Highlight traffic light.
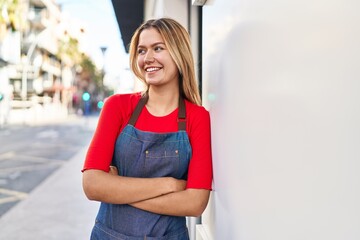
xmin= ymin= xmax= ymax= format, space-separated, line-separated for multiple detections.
xmin=82 ymin=92 xmax=90 ymax=102
xmin=0 ymin=93 xmax=4 ymax=102
xmin=97 ymin=100 xmax=104 ymax=109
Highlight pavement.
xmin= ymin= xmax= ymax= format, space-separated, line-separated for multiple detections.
xmin=5 ymin=102 xmax=70 ymax=126
xmin=0 ymin=108 xmax=101 ymax=239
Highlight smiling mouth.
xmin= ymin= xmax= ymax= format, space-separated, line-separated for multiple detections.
xmin=145 ymin=67 xmax=161 ymax=72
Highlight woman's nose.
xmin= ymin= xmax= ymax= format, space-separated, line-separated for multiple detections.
xmin=144 ymin=52 xmax=155 ymax=63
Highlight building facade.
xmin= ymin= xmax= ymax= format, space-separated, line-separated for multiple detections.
xmin=0 ymin=0 xmax=92 ymax=122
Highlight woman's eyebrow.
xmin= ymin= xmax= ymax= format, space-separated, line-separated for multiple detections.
xmin=138 ymin=42 xmax=165 ymax=48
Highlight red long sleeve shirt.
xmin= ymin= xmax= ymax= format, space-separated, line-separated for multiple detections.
xmin=83 ymin=93 xmax=213 ymax=190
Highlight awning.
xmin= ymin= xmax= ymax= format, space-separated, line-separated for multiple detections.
xmin=111 ymin=0 xmax=144 ymax=53
xmin=0 ymin=58 xmax=7 ymax=67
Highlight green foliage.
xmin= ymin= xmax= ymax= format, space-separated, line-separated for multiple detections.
xmin=80 ymin=55 xmax=103 ymax=90
xmin=57 ymin=33 xmax=104 ymax=93
xmin=57 ymin=36 xmax=83 ymax=65
xmin=0 ymin=0 xmax=23 ymax=31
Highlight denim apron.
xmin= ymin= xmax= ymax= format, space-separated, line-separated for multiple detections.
xmin=90 ymin=95 xmax=191 ymax=240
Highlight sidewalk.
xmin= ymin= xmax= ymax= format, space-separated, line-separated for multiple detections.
xmin=6 ymin=102 xmax=69 ymax=126
xmin=0 ymin=116 xmax=100 ymax=240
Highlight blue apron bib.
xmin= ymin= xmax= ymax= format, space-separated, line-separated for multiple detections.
xmin=90 ymin=95 xmax=191 ymax=240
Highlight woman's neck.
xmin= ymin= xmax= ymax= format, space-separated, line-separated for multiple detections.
xmin=146 ymin=87 xmax=180 ymax=117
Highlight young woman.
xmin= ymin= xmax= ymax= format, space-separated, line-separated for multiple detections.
xmin=82 ymin=18 xmax=213 ymax=240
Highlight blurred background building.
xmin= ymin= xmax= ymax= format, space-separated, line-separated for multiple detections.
xmin=0 ymin=0 xmax=109 ymax=125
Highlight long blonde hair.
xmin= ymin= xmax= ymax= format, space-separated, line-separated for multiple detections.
xmin=129 ymin=18 xmax=201 ymax=105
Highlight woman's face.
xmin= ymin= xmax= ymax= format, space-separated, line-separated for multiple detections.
xmin=137 ymin=28 xmax=179 ymax=88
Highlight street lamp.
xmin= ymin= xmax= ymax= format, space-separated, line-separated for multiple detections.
xmin=21 ymin=28 xmax=49 ymax=101
xmin=100 ymin=46 xmax=107 ymax=57
xmin=100 ymin=46 xmax=107 ymax=86
xmin=100 ymin=46 xmax=107 ymax=73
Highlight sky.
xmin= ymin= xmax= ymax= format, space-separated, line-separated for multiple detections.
xmin=55 ymin=0 xmax=129 ymax=77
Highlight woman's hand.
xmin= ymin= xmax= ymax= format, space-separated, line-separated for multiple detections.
xmin=109 ymin=166 xmax=118 ymax=175
xmin=170 ymin=178 xmax=187 ymax=193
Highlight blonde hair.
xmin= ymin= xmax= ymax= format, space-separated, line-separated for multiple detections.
xmin=129 ymin=18 xmax=201 ymax=105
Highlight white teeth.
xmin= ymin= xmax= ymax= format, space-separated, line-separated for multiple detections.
xmin=146 ymin=67 xmax=160 ymax=72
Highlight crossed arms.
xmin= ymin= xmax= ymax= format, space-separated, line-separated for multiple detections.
xmin=82 ymin=169 xmax=210 ymax=217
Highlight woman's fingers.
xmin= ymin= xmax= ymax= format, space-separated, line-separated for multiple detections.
xmin=109 ymin=166 xmax=118 ymax=175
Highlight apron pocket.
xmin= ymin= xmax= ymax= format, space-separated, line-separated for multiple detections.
xmin=144 ymin=147 xmax=180 ymax=178
xmin=91 ymin=220 xmax=189 ymax=240
xmin=91 ymin=220 xmax=138 ymax=240
xmin=162 ymin=226 xmax=189 ymax=240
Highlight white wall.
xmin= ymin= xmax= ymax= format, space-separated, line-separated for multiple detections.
xmin=202 ymin=0 xmax=360 ymax=239
xmin=144 ymin=0 xmax=188 ymax=27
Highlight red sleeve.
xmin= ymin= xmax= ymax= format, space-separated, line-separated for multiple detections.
xmin=186 ymin=103 xmax=213 ymax=190
xmin=82 ymin=93 xmax=140 ymax=172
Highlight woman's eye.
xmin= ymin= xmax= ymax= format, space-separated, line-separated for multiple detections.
xmin=138 ymin=49 xmax=146 ymax=54
xmin=154 ymin=46 xmax=163 ymax=52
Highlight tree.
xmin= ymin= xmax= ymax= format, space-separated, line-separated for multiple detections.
xmin=79 ymin=55 xmax=103 ymax=91
xmin=57 ymin=34 xmax=83 ymax=66
xmin=0 ymin=0 xmax=24 ymax=32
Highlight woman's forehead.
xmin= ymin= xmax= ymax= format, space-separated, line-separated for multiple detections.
xmin=138 ymin=28 xmax=164 ymax=45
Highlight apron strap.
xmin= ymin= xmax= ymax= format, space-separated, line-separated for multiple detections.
xmin=128 ymin=94 xmax=187 ymax=131
xmin=128 ymin=95 xmax=148 ymax=126
xmin=177 ymin=96 xmax=186 ymax=131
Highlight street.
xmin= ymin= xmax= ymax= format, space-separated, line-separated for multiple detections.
xmin=0 ymin=116 xmax=96 ymax=218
